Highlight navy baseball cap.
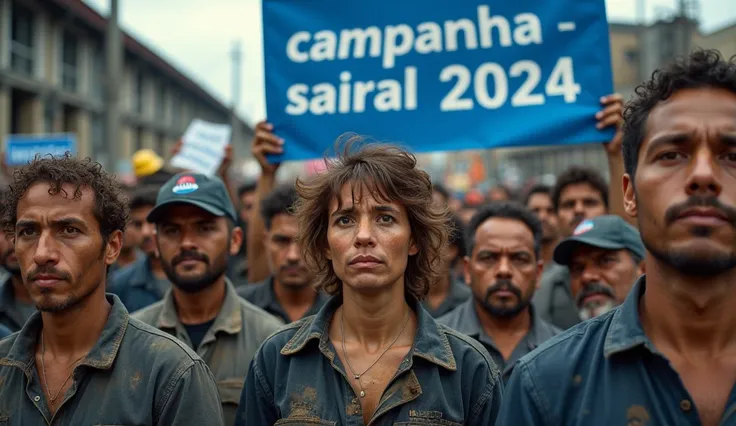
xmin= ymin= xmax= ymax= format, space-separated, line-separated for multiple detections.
xmin=554 ymin=215 xmax=645 ymax=266
xmin=147 ymin=172 xmax=237 ymax=223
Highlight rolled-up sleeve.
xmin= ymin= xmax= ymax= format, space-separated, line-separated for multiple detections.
xmin=155 ymin=360 xmax=225 ymax=426
xmin=234 ymin=352 xmax=278 ymax=426
xmin=495 ymin=361 xmax=547 ymax=426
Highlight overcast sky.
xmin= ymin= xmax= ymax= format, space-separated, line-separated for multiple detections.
xmin=84 ymin=0 xmax=735 ymax=126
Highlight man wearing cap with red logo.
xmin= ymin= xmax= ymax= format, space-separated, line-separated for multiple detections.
xmin=133 ymin=172 xmax=283 ymax=426
xmin=553 ymin=215 xmax=645 ymax=320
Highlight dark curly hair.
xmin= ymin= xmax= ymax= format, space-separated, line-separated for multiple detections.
xmin=623 ymin=49 xmax=736 ymax=182
xmin=294 ymin=137 xmax=450 ymax=301
xmin=465 ymin=201 xmax=542 ymax=260
xmin=1 ymin=154 xmax=129 ymax=242
xmin=552 ymin=166 xmax=609 ymax=212
xmin=261 ymin=184 xmax=298 ymax=230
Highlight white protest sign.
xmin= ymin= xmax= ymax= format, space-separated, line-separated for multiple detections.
xmin=170 ymin=119 xmax=232 ymax=176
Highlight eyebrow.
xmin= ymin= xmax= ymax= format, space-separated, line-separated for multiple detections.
xmin=645 ymin=132 xmax=692 ymax=155
xmin=16 ymin=218 xmax=87 ymax=229
xmin=330 ymin=205 xmax=399 ymax=218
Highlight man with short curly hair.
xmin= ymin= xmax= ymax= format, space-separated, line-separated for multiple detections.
xmin=498 ymin=49 xmax=736 ymax=425
xmin=0 ymin=155 xmax=224 ymax=425
xmin=235 ymin=140 xmax=502 ymax=425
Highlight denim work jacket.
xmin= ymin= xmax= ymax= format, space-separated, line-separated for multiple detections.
xmin=235 ymin=295 xmax=503 ymax=425
xmin=497 ymin=276 xmax=736 ymax=425
xmin=0 ymin=294 xmax=224 ymax=425
xmin=133 ymin=279 xmax=284 ymax=426
xmin=108 ymin=256 xmax=170 ymax=313
xmin=237 ymin=276 xmax=329 ymax=323
xmin=438 ymin=299 xmax=561 ymax=383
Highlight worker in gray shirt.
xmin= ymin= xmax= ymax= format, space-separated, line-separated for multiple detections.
xmin=133 ymin=172 xmax=283 ymax=425
xmin=0 ymin=155 xmax=223 ymax=425
xmin=0 ymin=189 xmax=36 ymax=331
xmin=439 ymin=202 xmax=561 ymax=382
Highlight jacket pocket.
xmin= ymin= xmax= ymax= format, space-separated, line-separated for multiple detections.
xmin=216 ymin=377 xmax=245 ymax=406
xmin=394 ymin=410 xmax=463 ymax=425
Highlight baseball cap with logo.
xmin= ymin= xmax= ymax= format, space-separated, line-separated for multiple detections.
xmin=553 ymin=215 xmax=645 ymax=266
xmin=147 ymin=173 xmax=237 ymax=223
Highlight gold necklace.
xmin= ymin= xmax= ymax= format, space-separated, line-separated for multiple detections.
xmin=40 ymin=332 xmax=87 ymax=403
xmin=340 ymin=309 xmax=411 ymax=398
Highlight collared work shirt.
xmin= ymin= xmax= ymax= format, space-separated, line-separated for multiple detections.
xmin=532 ymin=262 xmax=580 ymax=330
xmin=108 ymin=256 xmax=170 ymax=313
xmin=237 ymin=276 xmax=329 ymax=323
xmin=0 ymin=278 xmax=36 ymax=332
xmin=438 ymin=299 xmax=561 ymax=383
xmin=497 ymin=276 xmax=736 ymax=425
xmin=0 ymin=294 xmax=224 ymax=425
xmin=133 ymin=280 xmax=284 ymax=426
xmin=235 ymin=295 xmax=503 ymax=426
xmin=421 ymin=277 xmax=472 ymax=318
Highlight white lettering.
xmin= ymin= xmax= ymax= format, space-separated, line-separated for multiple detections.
xmin=310 ymin=83 xmax=337 ymax=115
xmin=514 ymin=13 xmax=543 ymax=45
xmin=444 ymin=18 xmax=478 ymax=52
xmin=404 ymin=67 xmax=417 ymax=110
xmin=478 ymin=5 xmax=512 ymax=48
xmin=383 ymin=24 xmax=414 ymax=69
xmin=310 ymin=31 xmax=337 ymax=61
xmin=415 ymin=22 xmax=443 ymax=54
xmin=338 ymin=27 xmax=382 ymax=59
xmin=285 ymin=84 xmax=309 ymax=115
xmin=338 ymin=71 xmax=352 ymax=113
xmin=352 ymin=80 xmax=376 ymax=113
xmin=286 ymin=31 xmax=310 ymax=62
xmin=374 ymin=79 xmax=402 ymax=112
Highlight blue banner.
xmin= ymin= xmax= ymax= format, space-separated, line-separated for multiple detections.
xmin=4 ymin=133 xmax=77 ymax=166
xmin=263 ymin=0 xmax=614 ymax=162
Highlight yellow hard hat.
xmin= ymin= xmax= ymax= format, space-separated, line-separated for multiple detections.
xmin=132 ymin=149 xmax=164 ymax=178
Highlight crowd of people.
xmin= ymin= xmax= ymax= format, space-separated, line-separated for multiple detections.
xmin=0 ymin=48 xmax=734 ymax=425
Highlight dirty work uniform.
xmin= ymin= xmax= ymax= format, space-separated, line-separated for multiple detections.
xmin=0 ymin=294 xmax=224 ymax=425
xmin=134 ymin=279 xmax=284 ymax=425
xmin=498 ymin=276 xmax=730 ymax=425
xmin=235 ymin=296 xmax=503 ymax=425
xmin=238 ymin=276 xmax=329 ymax=323
xmin=438 ymin=299 xmax=561 ymax=383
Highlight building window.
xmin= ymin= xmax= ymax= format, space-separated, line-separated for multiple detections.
xmin=156 ymin=83 xmax=165 ymax=120
xmin=91 ymin=115 xmax=106 ymax=167
xmin=62 ymin=31 xmax=79 ymax=92
xmin=10 ymin=4 xmax=34 ymax=75
xmin=171 ymin=92 xmax=180 ymax=128
xmin=90 ymin=47 xmax=105 ymax=102
xmin=135 ymin=71 xmax=144 ymax=114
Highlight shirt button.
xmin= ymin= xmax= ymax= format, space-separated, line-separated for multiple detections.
xmin=33 ymin=396 xmax=40 ymax=402
xmin=680 ymin=399 xmax=692 ymax=412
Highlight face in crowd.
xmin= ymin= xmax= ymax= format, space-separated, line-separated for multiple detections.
xmin=131 ymin=204 xmax=157 ymax=258
xmin=465 ymin=206 xmax=543 ymax=319
xmin=624 ymin=85 xmax=736 ymax=276
xmin=156 ymin=204 xmax=241 ymax=292
xmin=569 ymin=247 xmax=643 ymax=320
xmin=555 ymin=168 xmax=608 ymax=237
xmin=0 ymin=225 xmax=20 ymax=278
xmin=266 ymin=211 xmax=314 ymax=289
xmin=13 ymin=178 xmax=123 ymax=313
xmin=526 ymin=189 xmax=559 ymax=245
xmin=327 ymin=183 xmax=417 ymax=293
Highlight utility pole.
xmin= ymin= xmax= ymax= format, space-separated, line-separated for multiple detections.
xmin=105 ymin=0 xmax=122 ymax=172
xmin=636 ymin=0 xmax=646 ymax=24
xmin=229 ymin=40 xmax=244 ymax=165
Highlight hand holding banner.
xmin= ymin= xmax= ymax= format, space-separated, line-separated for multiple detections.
xmin=262 ymin=0 xmax=615 ymax=162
